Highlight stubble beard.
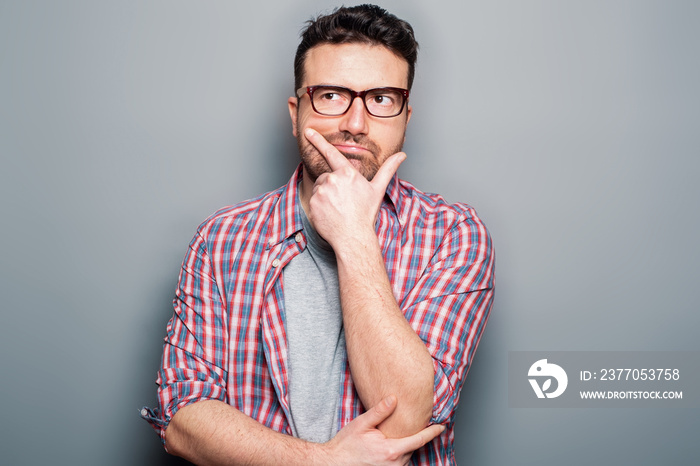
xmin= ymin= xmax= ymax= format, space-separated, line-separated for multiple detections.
xmin=296 ymin=130 xmax=404 ymax=182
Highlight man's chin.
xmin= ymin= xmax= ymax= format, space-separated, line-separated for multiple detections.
xmin=301 ymin=153 xmax=377 ymax=182
xmin=338 ymin=153 xmax=378 ymax=180
xmin=346 ymin=158 xmax=363 ymax=172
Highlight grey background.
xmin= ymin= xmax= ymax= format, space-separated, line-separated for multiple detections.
xmin=1 ymin=0 xmax=698 ymax=465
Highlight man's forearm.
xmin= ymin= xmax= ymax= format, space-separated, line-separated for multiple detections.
xmin=165 ymin=400 xmax=326 ymax=466
xmin=164 ymin=396 xmax=444 ymax=465
xmin=335 ymin=231 xmax=435 ymax=438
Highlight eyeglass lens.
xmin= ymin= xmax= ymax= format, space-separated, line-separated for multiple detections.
xmin=312 ymin=86 xmax=405 ymax=117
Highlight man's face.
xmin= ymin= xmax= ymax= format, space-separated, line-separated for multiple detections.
xmin=288 ymin=43 xmax=412 ymax=182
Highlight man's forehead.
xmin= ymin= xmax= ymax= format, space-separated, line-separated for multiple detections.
xmin=303 ymin=42 xmax=409 ymax=88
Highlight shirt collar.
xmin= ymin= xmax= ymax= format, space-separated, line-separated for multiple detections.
xmin=384 ymin=173 xmax=408 ymax=226
xmin=267 ymin=165 xmax=304 ymax=248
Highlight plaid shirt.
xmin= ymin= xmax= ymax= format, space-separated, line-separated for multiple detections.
xmin=143 ymin=166 xmax=494 ymax=465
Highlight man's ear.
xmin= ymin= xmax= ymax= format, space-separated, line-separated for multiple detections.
xmin=288 ymin=97 xmax=299 ymax=138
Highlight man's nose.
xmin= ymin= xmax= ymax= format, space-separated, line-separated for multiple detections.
xmin=338 ymin=96 xmax=369 ymax=135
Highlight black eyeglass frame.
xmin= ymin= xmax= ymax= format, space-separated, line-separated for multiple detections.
xmin=296 ymin=85 xmax=410 ymax=118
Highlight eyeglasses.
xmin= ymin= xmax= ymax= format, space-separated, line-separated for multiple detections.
xmin=296 ymin=85 xmax=409 ymax=118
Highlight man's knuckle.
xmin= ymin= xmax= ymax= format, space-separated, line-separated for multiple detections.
xmin=385 ymin=446 xmax=400 ymax=461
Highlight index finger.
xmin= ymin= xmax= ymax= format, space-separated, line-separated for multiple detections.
xmin=304 ymin=128 xmax=352 ymax=172
xmin=390 ymin=424 xmax=445 ymax=455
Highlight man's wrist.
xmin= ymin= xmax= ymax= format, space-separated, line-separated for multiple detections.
xmin=330 ymin=227 xmax=380 ymax=261
xmin=305 ymin=439 xmax=336 ymax=466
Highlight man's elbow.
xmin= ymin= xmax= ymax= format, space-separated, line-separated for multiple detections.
xmin=163 ymin=415 xmax=186 ymax=458
xmin=380 ymin=376 xmax=434 ymax=438
xmin=163 ymin=403 xmax=200 ymax=459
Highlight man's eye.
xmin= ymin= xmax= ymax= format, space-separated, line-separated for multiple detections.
xmin=319 ymin=92 xmax=341 ymax=101
xmin=372 ymin=94 xmax=395 ymax=106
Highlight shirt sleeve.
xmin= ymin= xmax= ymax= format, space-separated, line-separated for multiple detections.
xmin=144 ymin=228 xmax=229 ymax=443
xmin=402 ymin=211 xmax=495 ymax=425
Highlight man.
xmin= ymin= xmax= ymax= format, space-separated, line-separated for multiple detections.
xmin=142 ymin=4 xmax=494 ymax=465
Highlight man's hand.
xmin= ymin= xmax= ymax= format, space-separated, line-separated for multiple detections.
xmin=304 ymin=127 xmax=406 ymax=249
xmin=323 ymin=395 xmax=445 ymax=466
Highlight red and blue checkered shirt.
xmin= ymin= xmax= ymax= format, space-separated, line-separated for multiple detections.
xmin=143 ymin=166 xmax=495 ymax=465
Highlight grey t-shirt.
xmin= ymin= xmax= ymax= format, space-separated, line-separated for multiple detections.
xmin=282 ymin=206 xmax=346 ymax=443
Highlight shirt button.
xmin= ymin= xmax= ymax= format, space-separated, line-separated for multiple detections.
xmin=271 ymin=258 xmax=281 ymax=268
xmin=295 ymin=232 xmax=303 ymax=243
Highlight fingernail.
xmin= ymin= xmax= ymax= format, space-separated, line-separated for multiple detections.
xmin=305 ymin=128 xmax=315 ymax=138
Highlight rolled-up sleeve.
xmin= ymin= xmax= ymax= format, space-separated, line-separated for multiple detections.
xmin=402 ymin=213 xmax=495 ymax=425
xmin=143 ymin=229 xmax=229 ymax=442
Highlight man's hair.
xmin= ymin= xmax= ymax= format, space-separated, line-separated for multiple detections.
xmin=294 ymin=4 xmax=419 ymax=92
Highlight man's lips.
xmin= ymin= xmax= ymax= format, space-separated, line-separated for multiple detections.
xmin=332 ymin=143 xmax=371 ymax=155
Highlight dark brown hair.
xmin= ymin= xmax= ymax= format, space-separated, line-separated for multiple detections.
xmin=294 ymin=4 xmax=419 ymax=91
